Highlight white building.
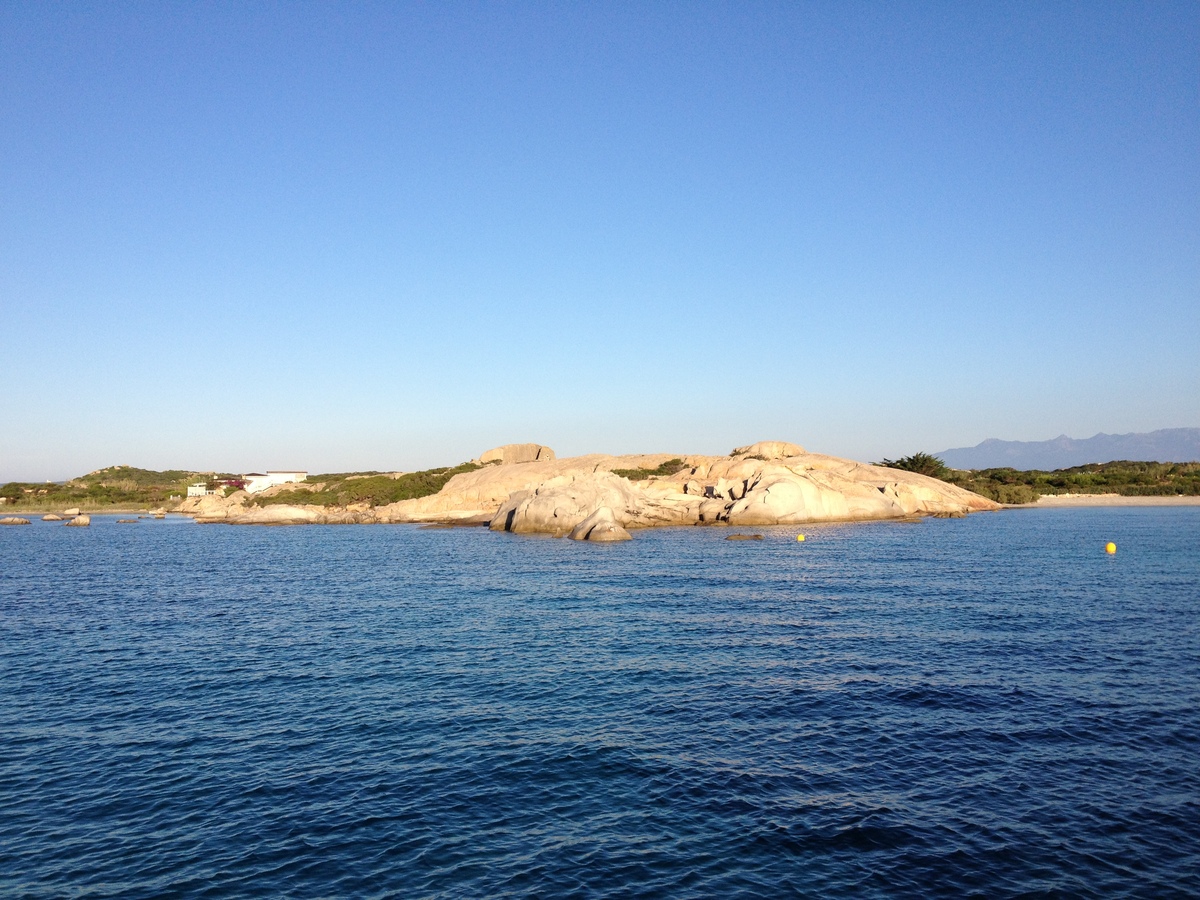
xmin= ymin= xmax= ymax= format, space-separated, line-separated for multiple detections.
xmin=243 ymin=471 xmax=308 ymax=494
xmin=187 ymin=483 xmax=217 ymax=498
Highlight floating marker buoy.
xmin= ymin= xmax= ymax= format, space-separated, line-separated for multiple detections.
xmin=796 ymin=534 xmax=805 ymax=542
xmin=1105 ymin=542 xmax=1117 ymax=554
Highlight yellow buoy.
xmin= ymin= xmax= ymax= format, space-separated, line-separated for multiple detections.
xmin=1105 ymin=542 xmax=1117 ymax=554
xmin=796 ymin=534 xmax=805 ymax=542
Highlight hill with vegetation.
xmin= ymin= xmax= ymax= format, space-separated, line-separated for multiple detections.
xmin=0 ymin=466 xmax=237 ymax=510
xmin=13 ymin=453 xmax=1197 ymax=514
xmin=2 ymin=462 xmax=489 ymax=511
xmin=878 ymin=453 xmax=1200 ymax=504
xmin=248 ymin=463 xmax=483 ymax=508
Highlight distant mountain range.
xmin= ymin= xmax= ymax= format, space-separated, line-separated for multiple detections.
xmin=937 ymin=428 xmax=1200 ymax=471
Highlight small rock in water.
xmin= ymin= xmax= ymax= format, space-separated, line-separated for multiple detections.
xmin=42 ymin=514 xmax=63 ymax=521
xmin=63 ymin=508 xmax=81 ymax=516
xmin=726 ymin=534 xmax=763 ymax=541
xmin=0 ymin=517 xmax=31 ymax=525
xmin=117 ymin=519 xmax=139 ymax=524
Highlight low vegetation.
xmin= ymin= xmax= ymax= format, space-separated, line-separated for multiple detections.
xmin=0 ymin=462 xmax=483 ymax=510
xmin=0 ymin=465 xmax=234 ymax=509
xmin=876 ymin=452 xmax=950 ymax=479
xmin=249 ymin=463 xmax=482 ymax=508
xmin=610 ymin=459 xmax=689 ymax=481
xmin=9 ymin=454 xmax=1196 ymax=512
xmin=878 ymin=453 xmax=1200 ymax=503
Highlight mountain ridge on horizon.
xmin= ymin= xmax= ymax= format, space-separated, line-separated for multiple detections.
xmin=937 ymin=428 xmax=1200 ymax=471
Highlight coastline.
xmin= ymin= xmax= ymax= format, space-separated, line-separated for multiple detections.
xmin=1010 ymin=494 xmax=1200 ymax=508
xmin=9 ymin=496 xmax=1199 ymax=520
xmin=0 ymin=506 xmax=178 ymax=516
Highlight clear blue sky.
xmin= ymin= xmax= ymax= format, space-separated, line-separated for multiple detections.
xmin=2 ymin=1 xmax=1197 ymax=480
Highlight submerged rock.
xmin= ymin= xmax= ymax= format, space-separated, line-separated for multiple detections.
xmin=41 ymin=514 xmax=63 ymax=521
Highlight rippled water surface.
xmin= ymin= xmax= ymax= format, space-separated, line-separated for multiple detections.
xmin=2 ymin=509 xmax=1198 ymax=897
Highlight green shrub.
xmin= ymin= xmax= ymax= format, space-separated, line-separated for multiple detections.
xmin=611 ymin=459 xmax=689 ymax=481
xmin=925 ymin=459 xmax=1200 ymax=501
xmin=0 ymin=466 xmax=238 ymax=509
xmin=250 ymin=463 xmax=482 ymax=507
xmin=877 ymin=452 xmax=950 ymax=479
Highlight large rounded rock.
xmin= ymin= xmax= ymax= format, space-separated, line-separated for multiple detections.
xmin=41 ymin=514 xmax=63 ymax=521
xmin=64 ymin=515 xmax=91 ymax=527
xmin=730 ymin=441 xmax=805 ymax=459
xmin=568 ymin=506 xmax=632 ymax=542
xmin=230 ymin=505 xmax=325 ymax=525
xmin=0 ymin=517 xmax=30 ymax=525
xmin=183 ymin=491 xmax=248 ymax=523
xmin=725 ymin=473 xmax=898 ymax=525
xmin=491 ymin=473 xmax=639 ymax=536
xmin=63 ymin=508 xmax=81 ymax=516
xmin=478 ymin=443 xmax=556 ymax=465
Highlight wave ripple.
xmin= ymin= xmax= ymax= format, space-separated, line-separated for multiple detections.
xmin=2 ymin=509 xmax=1198 ymax=897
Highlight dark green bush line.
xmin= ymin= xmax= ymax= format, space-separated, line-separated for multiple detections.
xmin=878 ymin=454 xmax=1200 ymax=502
xmin=610 ymin=459 xmax=689 ymax=481
xmin=876 ymin=452 xmax=949 ymax=479
xmin=0 ymin=465 xmax=235 ymax=508
xmin=0 ymin=462 xmax=483 ymax=509
xmin=250 ymin=463 xmax=481 ymax=508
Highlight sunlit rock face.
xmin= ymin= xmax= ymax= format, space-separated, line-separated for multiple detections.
xmin=396 ymin=442 xmax=999 ymax=534
xmin=180 ymin=440 xmax=1000 ymax=533
xmin=477 ymin=443 xmax=556 ymax=465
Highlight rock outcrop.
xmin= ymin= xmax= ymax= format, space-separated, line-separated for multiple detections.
xmin=65 ymin=515 xmax=90 ymax=527
xmin=230 ymin=505 xmax=328 ymax=526
xmin=491 ymin=472 xmax=641 ymax=536
xmin=374 ymin=453 xmax=698 ymax=524
xmin=175 ymin=490 xmax=376 ymax=525
xmin=477 ymin=443 xmax=556 ymax=465
xmin=568 ymin=507 xmax=632 ymax=542
xmin=178 ymin=491 xmax=249 ymax=523
xmin=177 ymin=440 xmax=1000 ymax=534
xmin=731 ymin=441 xmax=805 ymax=459
xmin=398 ymin=442 xmax=997 ymax=535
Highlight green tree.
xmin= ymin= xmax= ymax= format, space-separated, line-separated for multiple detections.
xmin=876 ymin=452 xmax=950 ymax=479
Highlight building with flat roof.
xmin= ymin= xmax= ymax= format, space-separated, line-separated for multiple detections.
xmin=243 ymin=471 xmax=307 ymax=494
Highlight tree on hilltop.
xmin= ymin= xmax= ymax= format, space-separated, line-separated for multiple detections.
xmin=877 ymin=452 xmax=950 ymax=479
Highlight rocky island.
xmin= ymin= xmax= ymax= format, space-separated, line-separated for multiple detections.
xmin=177 ymin=441 xmax=999 ymax=539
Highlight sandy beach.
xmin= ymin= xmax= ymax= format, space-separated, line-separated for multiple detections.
xmin=1012 ymin=494 xmax=1200 ymax=508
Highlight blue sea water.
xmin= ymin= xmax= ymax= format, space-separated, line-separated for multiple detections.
xmin=1 ymin=508 xmax=1198 ymax=898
